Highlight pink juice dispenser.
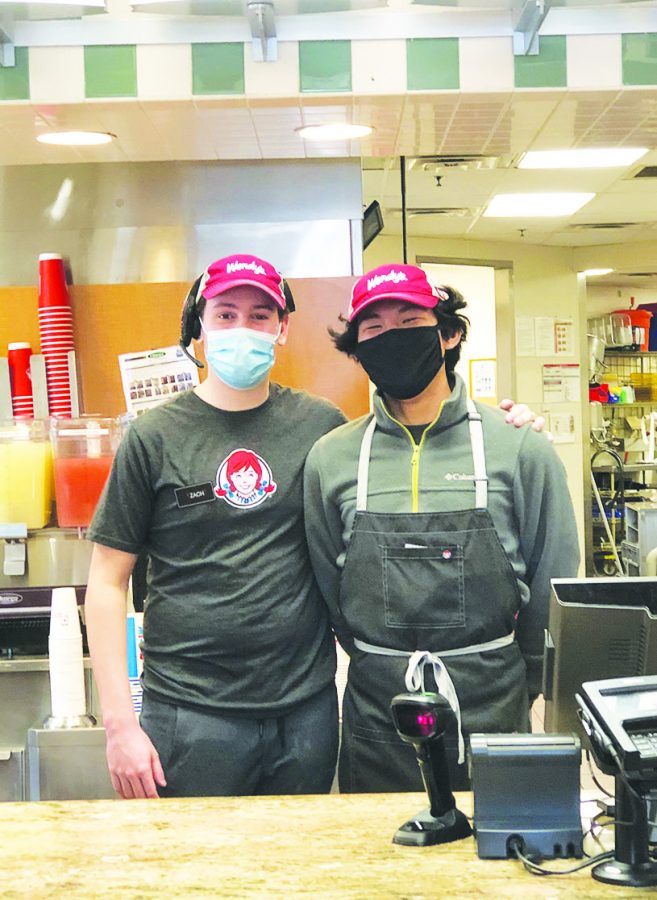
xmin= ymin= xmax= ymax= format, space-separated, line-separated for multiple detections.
xmin=51 ymin=418 xmax=121 ymax=529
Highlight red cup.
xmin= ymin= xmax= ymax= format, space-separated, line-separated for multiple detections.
xmin=38 ymin=253 xmax=75 ymax=418
xmin=38 ymin=254 xmax=71 ymax=309
xmin=8 ymin=341 xmax=34 ymax=418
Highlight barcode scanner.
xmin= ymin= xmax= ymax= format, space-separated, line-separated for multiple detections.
xmin=390 ymin=692 xmax=472 ymax=847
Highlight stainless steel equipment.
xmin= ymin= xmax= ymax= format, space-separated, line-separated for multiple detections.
xmin=0 ymin=527 xmax=93 ymax=657
xmin=27 ymin=727 xmax=114 ymax=801
xmin=587 ymin=333 xmax=606 ymax=383
xmin=0 ymin=527 xmax=104 ymax=801
xmin=0 ymin=748 xmax=25 ymax=801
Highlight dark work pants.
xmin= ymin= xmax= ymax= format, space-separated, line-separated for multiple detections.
xmin=140 ymin=683 xmax=338 ymax=797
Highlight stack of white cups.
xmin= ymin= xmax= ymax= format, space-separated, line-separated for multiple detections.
xmin=48 ymin=586 xmax=87 ymax=722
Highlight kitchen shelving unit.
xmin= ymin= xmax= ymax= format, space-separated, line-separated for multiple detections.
xmin=590 ymin=351 xmax=657 ymax=574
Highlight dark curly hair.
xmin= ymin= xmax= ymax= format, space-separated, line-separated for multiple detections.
xmin=330 ymin=284 xmax=469 ymax=373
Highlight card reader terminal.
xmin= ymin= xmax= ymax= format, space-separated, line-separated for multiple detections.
xmin=576 ymin=675 xmax=657 ymax=888
xmin=577 ymin=675 xmax=657 ymax=779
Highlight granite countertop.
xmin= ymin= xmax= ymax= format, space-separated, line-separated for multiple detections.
xmin=0 ymin=792 xmax=627 ymax=899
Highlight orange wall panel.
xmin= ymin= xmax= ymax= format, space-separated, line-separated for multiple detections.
xmin=0 ymin=278 xmax=368 ymax=420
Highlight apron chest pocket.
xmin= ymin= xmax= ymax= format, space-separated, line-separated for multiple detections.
xmin=381 ymin=543 xmax=465 ymax=629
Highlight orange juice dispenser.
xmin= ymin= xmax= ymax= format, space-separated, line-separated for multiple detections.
xmin=0 ymin=419 xmax=52 ymax=533
xmin=51 ymin=418 xmax=120 ymax=529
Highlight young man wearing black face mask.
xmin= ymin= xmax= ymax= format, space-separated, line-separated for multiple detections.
xmin=303 ymin=263 xmax=579 ymax=793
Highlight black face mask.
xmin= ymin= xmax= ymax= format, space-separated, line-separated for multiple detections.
xmin=354 ymin=326 xmax=445 ymax=400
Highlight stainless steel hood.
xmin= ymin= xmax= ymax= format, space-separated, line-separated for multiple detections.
xmin=0 ymin=158 xmax=364 ymax=285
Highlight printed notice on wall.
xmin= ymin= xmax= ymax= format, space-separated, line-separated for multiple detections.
xmin=535 ymin=317 xmax=557 ymax=356
xmin=516 ymin=316 xmax=577 ymax=357
xmin=548 ymin=412 xmax=576 ymax=444
xmin=119 ymin=345 xmax=200 ymax=416
xmin=554 ymin=318 xmax=575 ymax=356
xmin=470 ymin=358 xmax=497 ymax=400
xmin=542 ymin=364 xmax=581 ymax=403
xmin=515 ymin=317 xmax=536 ymax=357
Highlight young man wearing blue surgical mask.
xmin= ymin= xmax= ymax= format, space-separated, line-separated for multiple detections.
xmin=85 ymin=255 xmax=345 ymax=799
xmin=85 ymin=254 xmax=548 ymax=800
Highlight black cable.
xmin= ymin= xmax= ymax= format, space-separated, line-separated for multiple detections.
xmin=586 ymin=749 xmax=614 ymax=798
xmin=400 ymin=155 xmax=408 ymax=265
xmin=508 ymin=837 xmax=614 ymax=876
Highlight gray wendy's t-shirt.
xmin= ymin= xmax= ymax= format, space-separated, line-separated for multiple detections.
xmin=88 ymin=384 xmax=346 ymax=715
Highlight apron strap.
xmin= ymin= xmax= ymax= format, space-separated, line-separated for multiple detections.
xmin=356 ymin=416 xmax=377 ymax=512
xmin=353 ymin=632 xmax=515 ymax=767
xmin=405 ymin=650 xmax=465 ymax=766
xmin=466 ymin=397 xmax=488 ymax=510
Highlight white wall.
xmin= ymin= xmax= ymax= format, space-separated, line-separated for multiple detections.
xmin=587 ymin=285 xmax=657 ymax=320
xmin=421 ymin=263 xmax=497 ymax=398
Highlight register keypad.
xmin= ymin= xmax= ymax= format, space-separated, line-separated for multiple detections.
xmin=631 ymin=732 xmax=657 ymax=758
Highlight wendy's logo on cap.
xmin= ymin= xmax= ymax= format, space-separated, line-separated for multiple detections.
xmin=347 ymin=263 xmax=450 ymax=322
xmin=200 ymin=254 xmax=287 ymax=311
xmin=215 ymin=448 xmax=277 ymax=510
xmin=226 ymin=260 xmax=267 ymax=276
xmin=366 ymin=270 xmax=408 ymax=291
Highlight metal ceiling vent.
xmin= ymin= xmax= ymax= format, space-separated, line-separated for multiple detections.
xmin=409 ymin=208 xmax=471 ymax=217
xmin=410 ymin=155 xmax=501 ymax=172
xmin=569 ymin=223 xmax=637 ymax=231
xmin=633 ymin=166 xmax=657 ymax=179
xmin=388 ymin=207 xmax=471 ymax=217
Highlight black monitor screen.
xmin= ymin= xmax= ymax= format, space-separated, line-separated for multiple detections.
xmin=363 ymin=200 xmax=384 ymax=250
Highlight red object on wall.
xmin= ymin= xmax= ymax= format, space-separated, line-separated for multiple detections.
xmin=38 ymin=253 xmax=75 ymax=418
xmin=8 ymin=341 xmax=34 ymax=418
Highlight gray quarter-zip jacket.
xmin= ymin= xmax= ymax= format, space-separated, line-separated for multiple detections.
xmin=304 ymin=374 xmax=580 ymax=696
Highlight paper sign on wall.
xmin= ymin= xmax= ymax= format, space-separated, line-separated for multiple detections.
xmin=469 ymin=358 xmax=497 ymax=400
xmin=549 ymin=412 xmax=576 ymax=444
xmin=516 ymin=316 xmax=576 ymax=357
xmin=118 ymin=345 xmax=200 ymax=416
xmin=542 ymin=364 xmax=581 ymax=403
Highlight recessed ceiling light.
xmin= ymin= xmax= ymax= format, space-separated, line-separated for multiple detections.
xmin=296 ymin=123 xmax=373 ymax=142
xmin=37 ymin=131 xmax=116 ymax=147
xmin=581 ymin=268 xmax=615 ymax=277
xmin=518 ymin=148 xmax=648 ymax=169
xmin=483 ymin=193 xmax=595 ymax=217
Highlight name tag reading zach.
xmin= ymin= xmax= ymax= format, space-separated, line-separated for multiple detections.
xmin=175 ymin=482 xmax=216 ymax=508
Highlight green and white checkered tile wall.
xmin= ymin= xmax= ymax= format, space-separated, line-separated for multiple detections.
xmin=2 ymin=34 xmax=657 ymax=103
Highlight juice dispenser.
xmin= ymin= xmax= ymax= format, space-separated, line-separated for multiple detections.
xmin=51 ymin=418 xmax=121 ymax=529
xmin=0 ymin=419 xmax=53 ymax=530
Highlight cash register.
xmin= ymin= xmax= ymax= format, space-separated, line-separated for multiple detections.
xmin=577 ymin=674 xmax=657 ymax=887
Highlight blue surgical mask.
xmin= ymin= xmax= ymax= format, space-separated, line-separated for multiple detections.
xmin=203 ymin=326 xmax=278 ymax=390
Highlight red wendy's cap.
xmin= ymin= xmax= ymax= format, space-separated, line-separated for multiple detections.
xmin=199 ymin=254 xmax=287 ymax=311
xmin=347 ymin=264 xmax=448 ymax=322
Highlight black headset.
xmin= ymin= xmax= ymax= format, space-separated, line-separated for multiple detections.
xmin=179 ymin=273 xmax=295 ymax=369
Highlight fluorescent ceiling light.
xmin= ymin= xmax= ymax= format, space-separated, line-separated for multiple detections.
xmin=518 ymin=148 xmax=648 ymax=169
xmin=37 ymin=131 xmax=115 ymax=146
xmin=581 ymin=268 xmax=615 ymax=277
xmin=296 ymin=124 xmax=372 ymax=142
xmin=483 ymin=193 xmax=595 ymax=217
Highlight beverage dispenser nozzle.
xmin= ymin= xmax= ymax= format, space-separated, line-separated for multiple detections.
xmin=0 ymin=523 xmax=27 ymax=576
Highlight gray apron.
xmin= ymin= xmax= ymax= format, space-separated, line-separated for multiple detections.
xmin=338 ymin=399 xmax=529 ymax=793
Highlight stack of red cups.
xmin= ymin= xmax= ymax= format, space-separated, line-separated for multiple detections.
xmin=37 ymin=253 xmax=75 ymax=418
xmin=8 ymin=342 xmax=34 ymax=418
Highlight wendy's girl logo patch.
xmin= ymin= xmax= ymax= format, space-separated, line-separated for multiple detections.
xmin=215 ymin=448 xmax=277 ymax=510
